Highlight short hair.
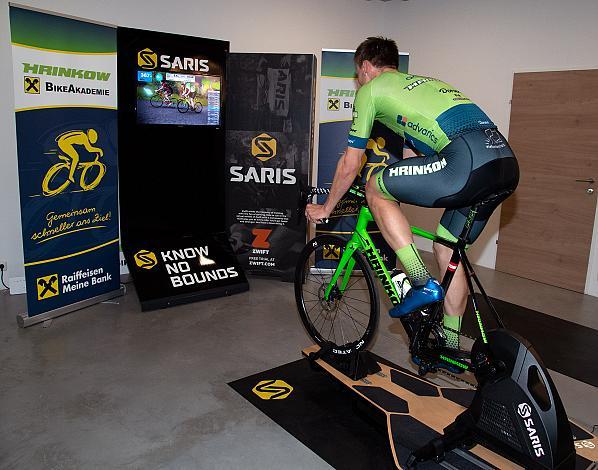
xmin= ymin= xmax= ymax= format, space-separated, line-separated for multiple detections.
xmin=354 ymin=37 xmax=399 ymax=69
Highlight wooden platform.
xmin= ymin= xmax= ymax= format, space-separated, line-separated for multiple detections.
xmin=303 ymin=345 xmax=598 ymax=469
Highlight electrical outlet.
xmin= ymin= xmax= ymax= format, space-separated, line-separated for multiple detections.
xmin=0 ymin=260 xmax=7 ymax=271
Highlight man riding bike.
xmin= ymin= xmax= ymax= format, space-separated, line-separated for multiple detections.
xmin=306 ymin=37 xmax=519 ymax=359
xmin=156 ymin=79 xmax=173 ymax=104
xmin=55 ymin=128 xmax=104 ymax=184
xmin=180 ymin=82 xmax=196 ymax=109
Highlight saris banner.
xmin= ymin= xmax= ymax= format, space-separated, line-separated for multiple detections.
xmin=316 ymin=49 xmax=409 ymax=269
xmin=10 ymin=6 xmax=120 ymax=321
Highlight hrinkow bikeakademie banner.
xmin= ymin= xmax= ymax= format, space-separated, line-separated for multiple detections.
xmin=316 ymin=49 xmax=409 ymax=270
xmin=10 ymin=6 xmax=120 ymax=320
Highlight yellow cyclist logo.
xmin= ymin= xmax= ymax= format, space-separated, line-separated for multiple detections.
xmin=359 ymin=136 xmax=391 ymax=181
xmin=41 ymin=129 xmax=106 ymax=197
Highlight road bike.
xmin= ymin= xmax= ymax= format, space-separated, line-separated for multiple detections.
xmin=177 ymin=96 xmax=203 ymax=114
xmin=294 ymin=184 xmax=576 ymax=469
xmin=149 ymin=90 xmax=174 ymax=108
xmin=42 ymin=151 xmax=105 ymax=197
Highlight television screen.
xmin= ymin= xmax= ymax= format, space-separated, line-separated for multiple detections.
xmin=136 ymin=70 xmax=221 ymax=126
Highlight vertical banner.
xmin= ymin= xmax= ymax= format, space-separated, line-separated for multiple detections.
xmin=317 ymin=49 xmax=409 ymax=269
xmin=226 ymin=54 xmax=316 ymax=279
xmin=10 ymin=7 xmax=120 ymax=323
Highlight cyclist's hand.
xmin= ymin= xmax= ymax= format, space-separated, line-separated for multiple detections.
xmin=305 ymin=203 xmax=331 ymax=224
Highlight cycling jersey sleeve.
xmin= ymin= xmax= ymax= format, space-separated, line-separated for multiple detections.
xmin=347 ymin=84 xmax=375 ymax=149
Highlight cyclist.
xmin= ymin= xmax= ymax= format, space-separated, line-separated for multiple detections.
xmin=306 ymin=37 xmax=519 ymax=353
xmin=55 ymin=129 xmax=104 ymax=184
xmin=156 ymin=79 xmax=173 ymax=104
xmin=180 ymin=82 xmax=195 ymax=109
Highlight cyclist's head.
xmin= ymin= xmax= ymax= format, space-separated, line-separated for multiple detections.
xmin=354 ymin=37 xmax=398 ymax=85
xmin=87 ymin=129 xmax=98 ymax=143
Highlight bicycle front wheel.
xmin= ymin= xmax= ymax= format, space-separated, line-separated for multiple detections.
xmin=194 ymin=102 xmax=203 ymax=113
xmin=150 ymin=95 xmax=163 ymax=108
xmin=295 ymin=235 xmax=379 ymax=355
xmin=177 ymin=99 xmax=189 ymax=113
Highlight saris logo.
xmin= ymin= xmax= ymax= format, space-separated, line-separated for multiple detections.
xmin=251 ymin=133 xmax=277 ymax=162
xmin=134 ymin=250 xmax=158 ymax=270
xmin=137 ymin=48 xmax=157 ymax=70
xmin=137 ymin=48 xmax=209 ymax=72
xmin=229 ymin=133 xmax=296 ymax=185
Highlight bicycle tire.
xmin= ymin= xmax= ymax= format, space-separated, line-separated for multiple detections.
xmin=295 ymin=234 xmax=379 ymax=355
xmin=177 ymin=99 xmax=189 ymax=113
xmin=79 ymin=161 xmax=106 ymax=191
xmin=42 ymin=163 xmax=71 ymax=196
xmin=150 ymin=95 xmax=163 ymax=108
xmin=194 ymin=101 xmax=203 ymax=113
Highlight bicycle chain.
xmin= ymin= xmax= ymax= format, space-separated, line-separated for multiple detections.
xmin=435 ymin=325 xmax=479 ymax=389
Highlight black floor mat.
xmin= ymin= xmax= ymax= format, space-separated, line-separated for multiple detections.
xmin=229 ymin=358 xmax=446 ymax=469
xmin=463 ymin=294 xmax=598 ymax=387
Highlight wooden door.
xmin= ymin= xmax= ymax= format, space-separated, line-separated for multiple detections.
xmin=496 ymin=70 xmax=598 ymax=292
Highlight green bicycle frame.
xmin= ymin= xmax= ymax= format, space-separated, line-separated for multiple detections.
xmin=322 ymin=203 xmax=488 ymax=353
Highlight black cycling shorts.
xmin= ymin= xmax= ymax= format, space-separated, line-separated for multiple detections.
xmin=374 ymin=129 xmax=519 ymax=243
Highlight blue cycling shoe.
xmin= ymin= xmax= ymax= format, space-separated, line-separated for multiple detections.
xmin=388 ymin=278 xmax=444 ymax=318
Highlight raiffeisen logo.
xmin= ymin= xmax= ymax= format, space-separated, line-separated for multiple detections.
xmin=137 ymin=48 xmax=157 ymax=70
xmin=251 ymin=133 xmax=277 ymax=162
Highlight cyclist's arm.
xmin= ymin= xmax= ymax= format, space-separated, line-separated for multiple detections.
xmin=322 ymin=147 xmax=364 ymax=214
xmin=82 ymin=142 xmax=103 ymax=155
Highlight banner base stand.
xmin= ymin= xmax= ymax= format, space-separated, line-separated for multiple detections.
xmin=16 ymin=286 xmax=125 ymax=328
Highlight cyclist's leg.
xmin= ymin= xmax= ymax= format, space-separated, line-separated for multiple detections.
xmin=433 ymin=138 xmax=519 ymax=347
xmin=366 ymin=151 xmax=470 ymax=316
xmin=57 ymin=142 xmax=79 ymax=183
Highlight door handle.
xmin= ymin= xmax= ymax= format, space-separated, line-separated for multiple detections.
xmin=575 ymin=178 xmax=595 ymax=183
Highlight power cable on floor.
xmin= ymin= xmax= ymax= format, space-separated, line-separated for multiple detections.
xmin=0 ymin=264 xmax=8 ymax=290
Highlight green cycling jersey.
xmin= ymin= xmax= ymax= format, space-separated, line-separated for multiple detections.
xmin=348 ymin=71 xmax=495 ymax=156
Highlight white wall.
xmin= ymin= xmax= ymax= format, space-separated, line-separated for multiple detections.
xmin=0 ymin=0 xmax=394 ymax=288
xmin=381 ymin=0 xmax=598 ymax=273
xmin=2 ymin=0 xmax=598 ymax=289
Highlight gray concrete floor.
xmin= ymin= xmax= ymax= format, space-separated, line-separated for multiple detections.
xmin=1 ymin=258 xmax=597 ymax=469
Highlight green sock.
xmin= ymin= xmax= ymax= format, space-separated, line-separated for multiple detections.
xmin=395 ymin=243 xmax=431 ymax=287
xmin=443 ymin=315 xmax=462 ymax=349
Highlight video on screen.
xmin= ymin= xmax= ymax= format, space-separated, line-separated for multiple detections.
xmin=136 ymin=70 xmax=221 ymax=126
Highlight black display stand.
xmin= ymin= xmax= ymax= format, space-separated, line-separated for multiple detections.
xmin=123 ymin=234 xmax=248 ymax=311
xmin=117 ymin=27 xmax=248 ymax=309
